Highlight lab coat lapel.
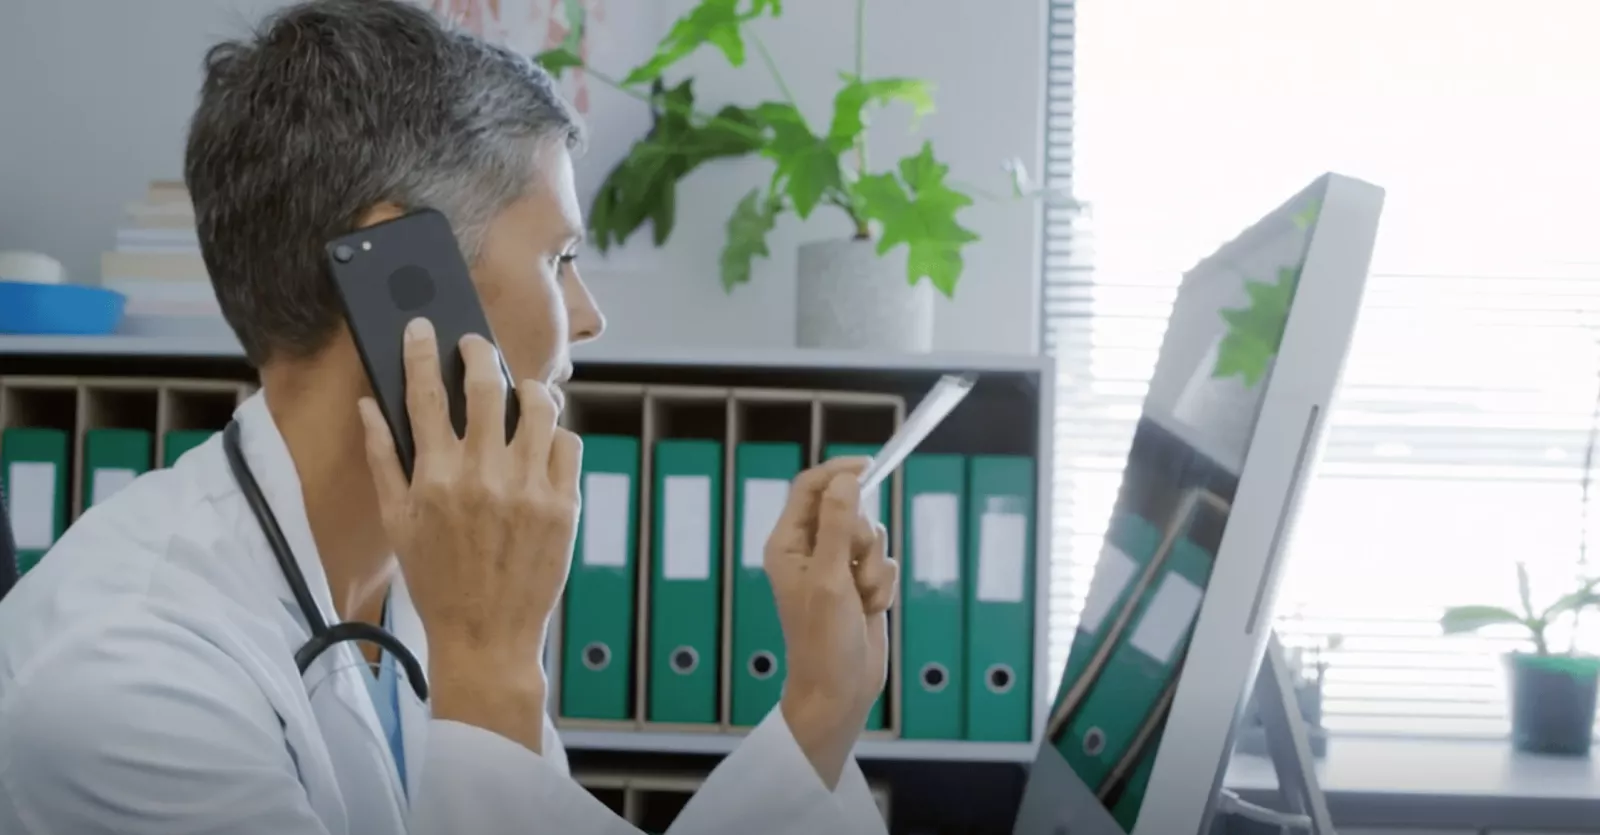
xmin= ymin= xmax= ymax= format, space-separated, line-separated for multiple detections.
xmin=233 ymin=394 xmax=412 ymax=824
xmin=389 ymin=570 xmax=430 ymax=801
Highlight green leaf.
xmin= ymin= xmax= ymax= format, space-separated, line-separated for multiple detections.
xmin=1210 ymin=265 xmax=1298 ymax=384
xmin=622 ymin=0 xmax=781 ymax=86
xmin=826 ymin=75 xmax=935 ymax=153
xmin=534 ymin=0 xmax=588 ymax=78
xmin=1292 ymin=198 xmax=1323 ymax=231
xmin=534 ymin=47 xmax=585 ymax=78
xmin=585 ymin=81 xmax=764 ymax=252
xmin=649 ymin=181 xmax=677 ymax=247
xmin=720 ymin=188 xmax=783 ymax=291
xmin=1541 ymin=579 xmax=1600 ymax=622
xmin=754 ymin=102 xmax=841 ymax=219
xmin=1440 ymin=605 xmax=1526 ymax=635
xmin=1517 ymin=561 xmax=1536 ymax=620
xmin=1212 ymin=330 xmax=1275 ymax=387
xmin=854 ymin=142 xmax=979 ymax=297
xmin=560 ymin=0 xmax=586 ymax=49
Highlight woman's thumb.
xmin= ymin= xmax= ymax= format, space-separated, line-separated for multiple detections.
xmin=814 ymin=473 xmax=860 ymax=566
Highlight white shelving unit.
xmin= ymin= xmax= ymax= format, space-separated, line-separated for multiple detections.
xmin=0 ymin=331 xmax=1056 ymax=766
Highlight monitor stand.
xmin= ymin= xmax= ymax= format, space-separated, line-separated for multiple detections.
xmin=1213 ymin=631 xmax=1336 ymax=834
xmin=1013 ymin=630 xmax=1335 ymax=835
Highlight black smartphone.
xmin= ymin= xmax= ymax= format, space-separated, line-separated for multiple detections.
xmin=325 ymin=208 xmax=520 ymax=479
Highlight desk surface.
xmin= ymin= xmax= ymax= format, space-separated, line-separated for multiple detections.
xmin=1226 ymin=737 xmax=1600 ymax=799
xmin=1225 ymin=737 xmax=1600 ymax=831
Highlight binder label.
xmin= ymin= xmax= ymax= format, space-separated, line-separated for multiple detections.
xmin=662 ymin=474 xmax=713 ymax=581
xmin=1129 ymin=573 xmax=1204 ymax=664
xmin=741 ymin=478 xmax=789 ymax=568
xmin=7 ymin=461 xmax=57 ymax=550
xmin=91 ymin=467 xmax=139 ymax=506
xmin=911 ymin=492 xmax=961 ymax=588
xmin=976 ymin=507 xmax=1028 ymax=603
xmin=1078 ymin=544 xmax=1139 ymax=635
xmin=580 ymin=472 xmax=631 ymax=568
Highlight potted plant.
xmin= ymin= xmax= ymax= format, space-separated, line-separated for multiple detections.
xmin=1440 ymin=565 xmax=1600 ymax=755
xmin=1441 ymin=344 xmax=1600 ymax=756
xmin=535 ymin=0 xmax=983 ymax=353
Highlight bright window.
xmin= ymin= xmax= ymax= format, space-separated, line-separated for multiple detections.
xmin=1042 ymin=0 xmax=1600 ymax=737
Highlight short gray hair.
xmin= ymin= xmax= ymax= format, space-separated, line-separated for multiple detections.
xmin=184 ymin=0 xmax=584 ymax=365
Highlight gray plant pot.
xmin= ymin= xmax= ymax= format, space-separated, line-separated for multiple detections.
xmin=1507 ymin=652 xmax=1600 ymax=756
xmin=795 ymin=238 xmax=932 ymax=353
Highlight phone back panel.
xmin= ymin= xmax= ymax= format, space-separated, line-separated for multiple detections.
xmin=325 ymin=208 xmax=518 ymax=479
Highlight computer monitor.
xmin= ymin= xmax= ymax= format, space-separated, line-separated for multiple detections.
xmin=1014 ymin=173 xmax=1385 ymax=835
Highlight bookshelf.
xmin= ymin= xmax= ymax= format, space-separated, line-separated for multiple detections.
xmin=0 ymin=333 xmax=1055 ymax=768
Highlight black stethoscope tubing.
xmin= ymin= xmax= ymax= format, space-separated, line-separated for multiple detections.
xmin=223 ymin=420 xmax=429 ymax=702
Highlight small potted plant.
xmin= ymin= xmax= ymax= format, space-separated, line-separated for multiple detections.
xmin=536 ymin=0 xmax=990 ymax=353
xmin=1440 ymin=565 xmax=1600 ymax=756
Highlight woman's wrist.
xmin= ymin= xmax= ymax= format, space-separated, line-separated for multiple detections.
xmin=429 ymin=642 xmax=549 ymax=753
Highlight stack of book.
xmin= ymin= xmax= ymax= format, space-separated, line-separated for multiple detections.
xmin=101 ymin=181 xmax=227 ymax=336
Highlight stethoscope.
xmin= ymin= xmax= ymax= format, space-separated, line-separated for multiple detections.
xmin=223 ymin=420 xmax=430 ymax=701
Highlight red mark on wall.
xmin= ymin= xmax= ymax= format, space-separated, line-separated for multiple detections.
xmin=540 ymin=0 xmax=606 ymax=113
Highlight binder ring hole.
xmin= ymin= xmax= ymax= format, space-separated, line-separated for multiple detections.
xmin=919 ymin=662 xmax=949 ymax=693
xmin=670 ymin=646 xmax=699 ymax=675
xmin=1083 ymin=727 xmax=1107 ymax=757
xmin=985 ymin=663 xmax=1014 ymax=694
xmin=582 ymin=641 xmax=611 ymax=671
xmin=749 ymin=650 xmax=777 ymax=680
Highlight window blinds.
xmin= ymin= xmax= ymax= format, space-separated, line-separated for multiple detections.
xmin=1042 ymin=0 xmax=1600 ymax=738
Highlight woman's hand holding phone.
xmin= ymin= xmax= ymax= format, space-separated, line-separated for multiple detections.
xmin=357 ymin=317 xmax=581 ymax=754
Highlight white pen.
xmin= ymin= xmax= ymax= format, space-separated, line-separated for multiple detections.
xmin=858 ymin=372 xmax=979 ymax=498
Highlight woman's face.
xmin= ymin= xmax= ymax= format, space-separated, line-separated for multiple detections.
xmin=470 ymin=142 xmax=605 ymax=413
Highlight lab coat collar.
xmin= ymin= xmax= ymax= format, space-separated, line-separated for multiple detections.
xmin=231 ymin=392 xmax=415 ymax=812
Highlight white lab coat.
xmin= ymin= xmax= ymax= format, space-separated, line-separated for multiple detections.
xmin=0 ymin=393 xmax=887 ymax=835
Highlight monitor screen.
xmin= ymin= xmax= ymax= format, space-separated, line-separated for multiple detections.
xmin=1038 ymin=191 xmax=1325 ymax=832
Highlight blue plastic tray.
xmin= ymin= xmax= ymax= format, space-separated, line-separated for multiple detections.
xmin=0 ymin=280 xmax=126 ymax=336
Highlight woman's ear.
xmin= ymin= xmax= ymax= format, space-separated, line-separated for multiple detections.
xmin=356 ymin=202 xmax=407 ymax=228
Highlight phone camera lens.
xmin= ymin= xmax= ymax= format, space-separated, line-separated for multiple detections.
xmin=332 ymin=244 xmax=355 ymax=264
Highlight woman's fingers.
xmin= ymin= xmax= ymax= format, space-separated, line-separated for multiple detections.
xmin=510 ymin=380 xmax=560 ymax=480
xmin=402 ymin=318 xmax=455 ymax=464
xmin=766 ymin=457 xmax=867 ymax=555
xmin=547 ymin=428 xmax=583 ymax=499
xmin=854 ymin=523 xmax=898 ymax=615
xmin=459 ymin=334 xmax=508 ymax=461
xmin=813 ymin=474 xmax=862 ymax=568
xmin=359 ymin=397 xmax=408 ymax=523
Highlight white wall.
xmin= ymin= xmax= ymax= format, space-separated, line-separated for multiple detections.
xmin=0 ymin=0 xmax=1044 ymax=355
